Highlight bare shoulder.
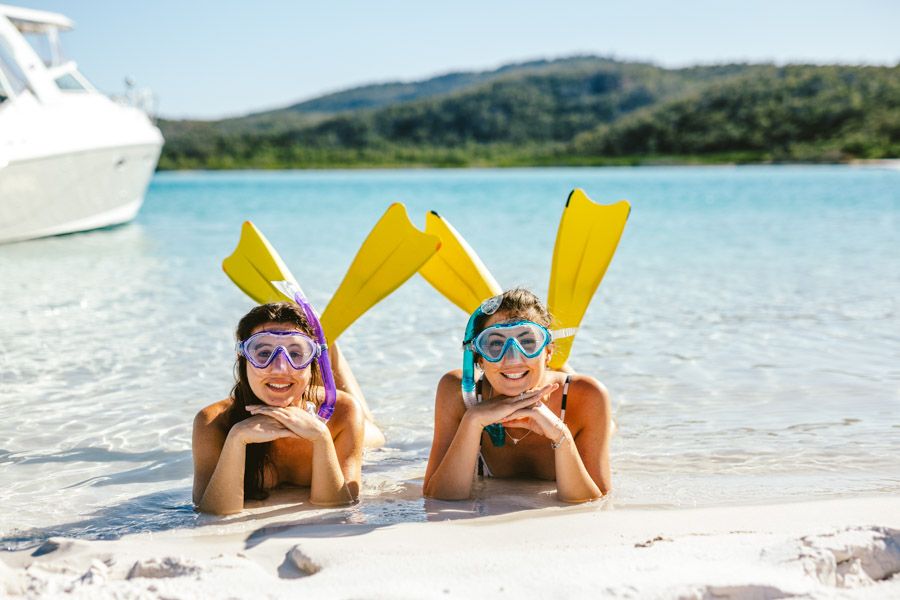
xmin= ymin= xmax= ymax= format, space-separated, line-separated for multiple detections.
xmin=435 ymin=369 xmax=466 ymax=413
xmin=193 ymin=398 xmax=233 ymax=433
xmin=566 ymin=374 xmax=611 ymax=416
xmin=327 ymin=389 xmax=364 ymax=435
xmin=436 ymin=370 xmax=464 ymax=402
xmin=437 ymin=369 xmax=463 ymax=391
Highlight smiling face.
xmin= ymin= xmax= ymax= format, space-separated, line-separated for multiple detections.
xmin=244 ymin=321 xmax=314 ymax=408
xmin=477 ymin=310 xmax=552 ymax=397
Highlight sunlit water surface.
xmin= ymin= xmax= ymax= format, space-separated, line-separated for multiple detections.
xmin=2 ymin=166 xmax=898 ymax=549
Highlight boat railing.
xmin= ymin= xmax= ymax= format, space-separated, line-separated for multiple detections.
xmin=111 ymin=78 xmax=159 ymax=121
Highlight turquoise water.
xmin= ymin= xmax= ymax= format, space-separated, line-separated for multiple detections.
xmin=2 ymin=166 xmax=899 ymax=547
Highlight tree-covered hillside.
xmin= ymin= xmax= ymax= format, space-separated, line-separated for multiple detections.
xmin=157 ymin=57 xmax=899 ymax=169
xmin=572 ymin=65 xmax=900 ymax=161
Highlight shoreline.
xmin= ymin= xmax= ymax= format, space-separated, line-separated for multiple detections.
xmin=153 ymin=158 xmax=900 ymax=173
xmin=3 ymin=495 xmax=898 ymax=599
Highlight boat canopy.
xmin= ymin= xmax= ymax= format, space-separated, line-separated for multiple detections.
xmin=0 ymin=4 xmax=74 ymax=33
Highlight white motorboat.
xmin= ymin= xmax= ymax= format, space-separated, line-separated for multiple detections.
xmin=0 ymin=4 xmax=163 ymax=244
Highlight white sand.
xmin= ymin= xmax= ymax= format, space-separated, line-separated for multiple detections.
xmin=2 ymin=495 xmax=899 ymax=599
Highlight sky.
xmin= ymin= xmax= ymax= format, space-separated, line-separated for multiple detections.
xmin=8 ymin=1 xmax=899 ymax=120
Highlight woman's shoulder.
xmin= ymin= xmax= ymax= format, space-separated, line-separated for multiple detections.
xmin=324 ymin=389 xmax=365 ymax=432
xmin=433 ymin=369 xmax=467 ymax=414
xmin=562 ymin=373 xmax=611 ymax=412
xmin=563 ymin=372 xmax=608 ymax=393
xmin=332 ymin=389 xmax=362 ymax=418
xmin=193 ymin=398 xmax=234 ymax=432
xmin=438 ymin=369 xmax=463 ymax=388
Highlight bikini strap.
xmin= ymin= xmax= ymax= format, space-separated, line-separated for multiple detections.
xmin=560 ymin=375 xmax=571 ymax=422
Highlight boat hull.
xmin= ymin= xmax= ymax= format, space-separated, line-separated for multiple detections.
xmin=0 ymin=142 xmax=162 ymax=244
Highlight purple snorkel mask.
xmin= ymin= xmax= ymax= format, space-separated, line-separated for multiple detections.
xmin=272 ymin=280 xmax=337 ymax=421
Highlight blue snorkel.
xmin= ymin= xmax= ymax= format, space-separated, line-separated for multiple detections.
xmin=462 ymin=295 xmax=506 ymax=447
xmin=273 ymin=281 xmax=337 ymax=421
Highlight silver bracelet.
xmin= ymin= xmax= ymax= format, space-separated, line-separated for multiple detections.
xmin=550 ymin=426 xmax=568 ymax=449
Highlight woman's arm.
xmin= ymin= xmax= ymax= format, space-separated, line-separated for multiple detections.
xmin=248 ymin=391 xmax=363 ymax=506
xmin=423 ymin=373 xmax=554 ymax=500
xmin=552 ymin=377 xmax=611 ymax=502
xmin=498 ymin=376 xmax=611 ymax=502
xmin=192 ymin=406 xmax=294 ymax=515
xmin=310 ymin=393 xmax=364 ymax=505
xmin=423 ymin=373 xmax=482 ymax=500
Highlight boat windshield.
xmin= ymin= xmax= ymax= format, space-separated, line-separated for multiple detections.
xmin=0 ymin=36 xmax=30 ymax=99
xmin=23 ymin=29 xmax=64 ymax=68
xmin=21 ymin=29 xmax=93 ymax=93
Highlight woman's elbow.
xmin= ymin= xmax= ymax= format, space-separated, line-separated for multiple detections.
xmin=557 ymin=491 xmax=603 ymax=504
xmin=196 ymin=501 xmax=242 ymax=516
xmin=310 ymin=486 xmax=357 ymax=507
xmin=558 ymin=481 xmax=608 ymax=503
xmin=597 ymin=477 xmax=612 ymax=497
xmin=423 ymin=482 xmax=470 ymax=501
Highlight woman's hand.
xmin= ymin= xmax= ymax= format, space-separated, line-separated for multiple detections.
xmin=229 ymin=414 xmax=297 ymax=445
xmin=498 ymin=394 xmax=566 ymax=440
xmin=467 ymin=383 xmax=559 ymax=429
xmin=246 ymin=404 xmax=330 ymax=442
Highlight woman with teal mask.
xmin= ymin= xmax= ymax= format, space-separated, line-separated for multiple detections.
xmin=423 ymin=289 xmax=612 ymax=502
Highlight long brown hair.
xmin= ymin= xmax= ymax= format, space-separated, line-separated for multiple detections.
xmin=228 ymin=302 xmax=321 ymax=500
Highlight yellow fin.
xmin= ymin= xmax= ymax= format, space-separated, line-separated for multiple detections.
xmin=320 ymin=203 xmax=441 ymax=342
xmin=548 ymin=189 xmax=630 ymax=369
xmin=222 ymin=221 xmax=298 ymax=305
xmin=223 ymin=204 xmax=440 ymax=343
xmin=419 ymin=210 xmax=502 ymax=314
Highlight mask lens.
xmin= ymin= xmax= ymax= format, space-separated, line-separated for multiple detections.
xmin=481 ymin=332 xmax=509 ymax=360
xmin=242 ymin=331 xmax=318 ymax=369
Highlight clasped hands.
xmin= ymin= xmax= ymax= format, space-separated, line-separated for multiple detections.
xmin=468 ymin=382 xmax=565 ymax=441
xmin=230 ymin=404 xmax=329 ymax=445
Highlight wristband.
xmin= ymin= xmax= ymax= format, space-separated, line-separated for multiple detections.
xmin=550 ymin=426 xmax=569 ymax=449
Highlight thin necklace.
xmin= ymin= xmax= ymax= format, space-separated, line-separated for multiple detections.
xmin=505 ymin=428 xmax=531 ymax=445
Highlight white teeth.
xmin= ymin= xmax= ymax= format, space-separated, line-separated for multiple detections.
xmin=502 ymin=372 xmax=527 ymax=380
xmin=268 ymin=383 xmax=291 ymax=389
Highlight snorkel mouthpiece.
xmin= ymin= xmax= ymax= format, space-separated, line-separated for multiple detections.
xmin=274 ymin=280 xmax=337 ymax=421
xmin=462 ymin=295 xmax=506 ymax=447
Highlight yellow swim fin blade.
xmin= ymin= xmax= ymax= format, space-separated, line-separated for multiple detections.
xmin=548 ymin=189 xmax=630 ymax=369
xmin=320 ymin=203 xmax=441 ymax=342
xmin=419 ymin=211 xmax=503 ymax=314
xmin=222 ymin=221 xmax=298 ymax=304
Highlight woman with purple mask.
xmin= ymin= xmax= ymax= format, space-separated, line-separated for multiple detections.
xmin=192 ymin=302 xmax=363 ymax=515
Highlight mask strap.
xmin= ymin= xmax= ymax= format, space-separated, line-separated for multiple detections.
xmin=273 ymin=281 xmax=337 ymax=421
xmin=551 ymin=327 xmax=578 ymax=340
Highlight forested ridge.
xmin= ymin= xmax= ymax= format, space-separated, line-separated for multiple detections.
xmin=158 ymin=57 xmax=899 ymax=169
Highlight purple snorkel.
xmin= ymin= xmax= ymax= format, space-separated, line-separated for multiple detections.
xmin=273 ymin=281 xmax=337 ymax=421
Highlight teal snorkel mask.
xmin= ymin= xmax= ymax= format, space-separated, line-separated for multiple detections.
xmin=467 ymin=320 xmax=553 ymax=362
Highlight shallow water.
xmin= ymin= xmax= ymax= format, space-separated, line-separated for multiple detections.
xmin=1 ymin=166 xmax=898 ymax=548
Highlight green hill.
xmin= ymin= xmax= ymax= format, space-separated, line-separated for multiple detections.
xmin=157 ymin=57 xmax=899 ymax=169
xmin=572 ymin=65 xmax=900 ymax=161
